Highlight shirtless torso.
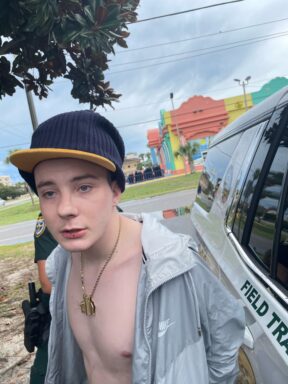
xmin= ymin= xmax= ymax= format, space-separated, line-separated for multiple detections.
xmin=67 ymin=217 xmax=142 ymax=384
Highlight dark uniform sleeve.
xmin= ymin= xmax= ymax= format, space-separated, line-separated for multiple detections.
xmin=34 ymin=213 xmax=58 ymax=263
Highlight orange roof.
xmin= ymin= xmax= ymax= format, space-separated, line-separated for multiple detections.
xmin=170 ymin=95 xmax=228 ymax=140
xmin=147 ymin=128 xmax=161 ymax=147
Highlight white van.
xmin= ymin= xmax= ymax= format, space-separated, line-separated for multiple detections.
xmin=190 ymin=86 xmax=288 ymax=382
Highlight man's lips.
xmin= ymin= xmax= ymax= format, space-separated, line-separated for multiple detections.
xmin=60 ymin=228 xmax=86 ymax=239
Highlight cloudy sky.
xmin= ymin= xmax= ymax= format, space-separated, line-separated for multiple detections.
xmin=1 ymin=0 xmax=288 ymax=182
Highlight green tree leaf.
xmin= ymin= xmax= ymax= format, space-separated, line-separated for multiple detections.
xmin=0 ymin=0 xmax=140 ymax=108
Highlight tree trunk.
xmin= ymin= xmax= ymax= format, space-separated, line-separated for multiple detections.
xmin=189 ymin=160 xmax=195 ymax=173
xmin=26 ymin=183 xmax=35 ymax=205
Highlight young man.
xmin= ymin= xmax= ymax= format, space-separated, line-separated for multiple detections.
xmin=11 ymin=110 xmax=245 ymax=384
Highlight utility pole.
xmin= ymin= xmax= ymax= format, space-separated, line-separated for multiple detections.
xmin=14 ymin=54 xmax=39 ymax=131
xmin=234 ymin=76 xmax=251 ymax=112
xmin=25 ymin=86 xmax=38 ymax=131
xmin=23 ymin=86 xmax=38 ymax=204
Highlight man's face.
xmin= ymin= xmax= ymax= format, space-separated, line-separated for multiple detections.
xmin=34 ymin=158 xmax=121 ymax=253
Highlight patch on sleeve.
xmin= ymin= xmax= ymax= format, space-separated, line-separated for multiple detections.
xmin=34 ymin=215 xmax=46 ymax=238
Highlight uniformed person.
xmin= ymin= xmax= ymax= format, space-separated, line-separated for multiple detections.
xmin=30 ymin=213 xmax=57 ymax=384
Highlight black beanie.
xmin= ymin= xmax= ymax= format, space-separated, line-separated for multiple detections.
xmin=10 ymin=110 xmax=126 ymax=193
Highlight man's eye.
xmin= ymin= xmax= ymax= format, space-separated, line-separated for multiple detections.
xmin=79 ymin=185 xmax=92 ymax=192
xmin=43 ymin=191 xmax=55 ymax=199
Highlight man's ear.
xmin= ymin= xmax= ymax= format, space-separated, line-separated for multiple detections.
xmin=111 ymin=181 xmax=121 ymax=205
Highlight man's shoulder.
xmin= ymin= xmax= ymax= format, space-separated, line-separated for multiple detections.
xmin=34 ymin=213 xmax=46 ymax=238
xmin=34 ymin=212 xmax=58 ymax=261
xmin=46 ymin=245 xmax=70 ymax=283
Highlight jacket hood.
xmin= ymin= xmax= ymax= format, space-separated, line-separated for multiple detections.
xmin=123 ymin=212 xmax=199 ymax=290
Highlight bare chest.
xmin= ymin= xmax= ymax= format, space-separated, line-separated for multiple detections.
xmin=67 ymin=253 xmax=142 ymax=382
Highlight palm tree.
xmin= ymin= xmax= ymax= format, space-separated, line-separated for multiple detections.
xmin=174 ymin=142 xmax=200 ymax=173
xmin=145 ymin=152 xmax=152 ymax=167
xmin=4 ymin=149 xmax=35 ymax=205
xmin=139 ymin=153 xmax=145 ymax=162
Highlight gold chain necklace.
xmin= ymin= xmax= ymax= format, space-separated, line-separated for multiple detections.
xmin=80 ymin=217 xmax=122 ymax=316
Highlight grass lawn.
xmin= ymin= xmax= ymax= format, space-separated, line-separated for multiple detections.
xmin=0 ymin=200 xmax=40 ymax=226
xmin=121 ymin=173 xmax=200 ymax=202
xmin=0 ymin=241 xmax=35 ymax=315
xmin=0 ymin=241 xmax=34 ymax=260
xmin=0 ymin=173 xmax=200 ymax=226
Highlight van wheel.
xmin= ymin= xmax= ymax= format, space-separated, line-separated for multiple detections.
xmin=237 ymin=348 xmax=256 ymax=384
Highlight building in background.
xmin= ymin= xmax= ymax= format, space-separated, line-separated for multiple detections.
xmin=122 ymin=152 xmax=140 ymax=178
xmin=0 ymin=175 xmax=12 ymax=186
xmin=147 ymin=77 xmax=288 ymax=175
xmin=147 ymin=129 xmax=162 ymax=166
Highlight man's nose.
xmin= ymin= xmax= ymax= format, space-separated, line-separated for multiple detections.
xmin=57 ymin=193 xmax=78 ymax=218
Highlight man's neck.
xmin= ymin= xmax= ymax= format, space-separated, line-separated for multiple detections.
xmin=82 ymin=213 xmax=121 ymax=264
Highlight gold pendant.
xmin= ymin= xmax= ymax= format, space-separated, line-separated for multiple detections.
xmin=80 ymin=294 xmax=96 ymax=316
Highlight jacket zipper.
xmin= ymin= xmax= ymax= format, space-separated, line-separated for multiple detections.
xmin=189 ymin=277 xmax=202 ymax=336
xmin=143 ymin=252 xmax=199 ymax=383
xmin=143 ymin=290 xmax=153 ymax=384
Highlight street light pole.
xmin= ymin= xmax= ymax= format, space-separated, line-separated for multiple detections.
xmin=170 ymin=92 xmax=181 ymax=139
xmin=234 ymin=76 xmax=251 ymax=112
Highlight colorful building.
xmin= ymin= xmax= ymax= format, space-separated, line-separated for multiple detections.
xmin=122 ymin=152 xmax=140 ymax=177
xmin=147 ymin=77 xmax=288 ymax=174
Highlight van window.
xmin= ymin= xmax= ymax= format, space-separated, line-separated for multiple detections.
xmin=248 ymin=140 xmax=287 ymax=271
xmin=226 ymin=122 xmax=267 ymax=230
xmin=233 ymin=107 xmax=288 ymax=292
xmin=196 ymin=133 xmax=240 ymax=212
xmin=278 ymin=193 xmax=288 ymax=289
xmin=232 ymin=108 xmax=285 ymax=241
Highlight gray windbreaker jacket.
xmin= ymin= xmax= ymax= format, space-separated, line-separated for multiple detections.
xmin=45 ymin=213 xmax=245 ymax=384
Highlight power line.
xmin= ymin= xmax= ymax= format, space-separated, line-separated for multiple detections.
xmin=117 ymin=17 xmax=288 ymax=54
xmin=53 ymin=17 xmax=288 ymax=85
xmin=0 ymin=84 xmax=286 ymax=150
xmin=0 ymin=125 xmax=28 ymax=138
xmin=114 ymin=90 xmax=288 ymax=129
xmin=100 ymin=79 xmax=287 ymax=112
xmin=128 ymin=1 xmax=244 ymax=24
xmin=108 ymin=32 xmax=288 ymax=75
xmin=0 ymin=120 xmax=31 ymax=128
xmin=0 ymin=79 xmax=280 ymax=139
xmin=112 ymin=31 xmax=288 ymax=69
xmin=0 ymin=122 xmax=30 ymax=140
xmin=111 ymin=30 xmax=288 ymax=68
xmin=0 ymin=142 xmax=29 ymax=149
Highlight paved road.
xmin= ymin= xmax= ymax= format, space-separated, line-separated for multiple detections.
xmin=120 ymin=189 xmax=195 ymax=213
xmin=0 ymin=220 xmax=36 ymax=245
xmin=0 ymin=189 xmax=196 ymax=245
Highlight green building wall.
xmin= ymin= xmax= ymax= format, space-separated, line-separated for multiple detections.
xmin=251 ymin=77 xmax=288 ymax=105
